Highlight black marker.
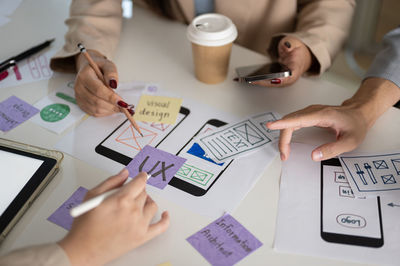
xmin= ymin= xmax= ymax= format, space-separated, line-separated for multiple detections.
xmin=0 ymin=39 xmax=55 ymax=74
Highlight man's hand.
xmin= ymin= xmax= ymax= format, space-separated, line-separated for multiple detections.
xmin=58 ymin=169 xmax=170 ymax=265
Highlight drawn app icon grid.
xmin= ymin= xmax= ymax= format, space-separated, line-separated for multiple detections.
xmin=341 ymin=154 xmax=400 ymax=192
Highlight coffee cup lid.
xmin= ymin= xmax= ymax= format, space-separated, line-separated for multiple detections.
xmin=187 ymin=13 xmax=238 ymax=47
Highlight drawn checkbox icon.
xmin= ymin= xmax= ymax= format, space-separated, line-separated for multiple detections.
xmin=373 ymin=160 xmax=389 ymax=170
xmin=381 ymin=174 xmax=396 ymax=185
xmin=392 ymin=159 xmax=400 ymax=175
xmin=191 ymin=170 xmax=207 ymax=182
xmin=177 ymin=164 xmax=191 ymax=177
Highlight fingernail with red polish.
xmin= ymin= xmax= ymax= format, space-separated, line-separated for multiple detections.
xmin=271 ymin=79 xmax=281 ymax=84
xmin=109 ymin=79 xmax=117 ymax=89
xmin=128 ymin=108 xmax=135 ymax=116
xmin=284 ymin=41 xmax=291 ymax=48
xmin=117 ymin=100 xmax=128 ymax=108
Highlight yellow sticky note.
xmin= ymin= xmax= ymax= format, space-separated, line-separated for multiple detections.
xmin=134 ymin=94 xmax=182 ymax=125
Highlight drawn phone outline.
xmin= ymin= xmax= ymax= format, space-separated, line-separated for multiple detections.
xmin=169 ymin=119 xmax=233 ymax=196
xmin=95 ymin=107 xmax=190 ymax=165
xmin=320 ymin=158 xmax=384 ymax=248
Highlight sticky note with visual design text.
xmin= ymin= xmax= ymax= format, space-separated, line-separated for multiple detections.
xmin=134 ymin=94 xmax=182 ymax=125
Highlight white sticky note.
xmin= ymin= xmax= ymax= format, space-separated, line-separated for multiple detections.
xmin=31 ymin=82 xmax=86 ymax=134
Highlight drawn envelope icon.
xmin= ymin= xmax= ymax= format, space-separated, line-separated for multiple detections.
xmin=381 ymin=174 xmax=396 ymax=185
xmin=233 ymin=123 xmax=264 ymax=145
xmin=115 ymin=125 xmax=157 ymax=150
xmin=373 ymin=160 xmax=388 ymax=169
xmin=392 ymin=158 xmax=400 ymax=175
xmin=191 ymin=170 xmax=207 ymax=181
xmin=177 ymin=164 xmax=191 ymax=177
xmin=150 ymin=122 xmax=170 ymax=132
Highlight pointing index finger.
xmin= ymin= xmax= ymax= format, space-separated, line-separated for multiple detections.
xmin=267 ymin=111 xmax=323 ymax=130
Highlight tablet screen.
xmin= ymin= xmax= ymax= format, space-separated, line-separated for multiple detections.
xmin=0 ymin=150 xmax=44 ymax=215
xmin=0 ymin=145 xmax=57 ymax=237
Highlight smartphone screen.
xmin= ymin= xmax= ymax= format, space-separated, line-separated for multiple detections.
xmin=95 ymin=107 xmax=190 ymax=165
xmin=321 ymin=158 xmax=384 ymax=247
xmin=169 ymin=119 xmax=233 ymax=196
xmin=235 ymin=62 xmax=291 ymax=82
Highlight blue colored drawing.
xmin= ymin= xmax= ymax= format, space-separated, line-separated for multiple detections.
xmin=187 ymin=143 xmax=224 ymax=166
xmin=364 ymin=163 xmax=377 ymax=184
xmin=381 ymin=174 xmax=396 ymax=185
xmin=392 ymin=159 xmax=400 ymax=175
xmin=373 ymin=160 xmax=388 ymax=170
xmin=355 ymin=163 xmax=367 ymax=185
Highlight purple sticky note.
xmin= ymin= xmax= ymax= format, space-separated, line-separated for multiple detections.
xmin=47 ymin=187 xmax=88 ymax=231
xmin=0 ymin=95 xmax=39 ymax=132
xmin=126 ymin=145 xmax=186 ymax=189
xmin=187 ymin=214 xmax=263 ymax=266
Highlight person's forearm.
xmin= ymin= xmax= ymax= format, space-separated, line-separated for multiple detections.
xmin=343 ymin=77 xmax=400 ymax=128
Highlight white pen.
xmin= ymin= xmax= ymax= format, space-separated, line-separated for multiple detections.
xmin=70 ymin=173 xmax=151 ymax=218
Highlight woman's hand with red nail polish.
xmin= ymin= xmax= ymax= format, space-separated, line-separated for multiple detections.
xmin=74 ymin=49 xmax=121 ymax=117
xmin=252 ymin=36 xmax=312 ymax=88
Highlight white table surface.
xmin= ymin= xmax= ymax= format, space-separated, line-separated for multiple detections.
xmin=1 ymin=0 xmax=400 ymax=265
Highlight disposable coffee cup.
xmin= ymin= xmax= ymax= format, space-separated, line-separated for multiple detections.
xmin=187 ymin=14 xmax=238 ymax=84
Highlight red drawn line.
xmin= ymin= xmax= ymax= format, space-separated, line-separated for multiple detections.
xmin=13 ymin=65 xmax=22 ymax=80
xmin=115 ymin=125 xmax=158 ymax=150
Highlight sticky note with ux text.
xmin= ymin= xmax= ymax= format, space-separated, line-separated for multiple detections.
xmin=125 ymin=145 xmax=186 ymax=189
xmin=134 ymin=94 xmax=182 ymax=125
xmin=0 ymin=95 xmax=39 ymax=132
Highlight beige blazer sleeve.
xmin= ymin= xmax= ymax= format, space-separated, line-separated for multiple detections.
xmin=268 ymin=0 xmax=355 ymax=74
xmin=0 ymin=243 xmax=70 ymax=266
xmin=50 ymin=0 xmax=123 ymax=73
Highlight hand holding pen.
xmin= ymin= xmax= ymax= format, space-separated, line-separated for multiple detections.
xmin=75 ymin=44 xmax=142 ymax=135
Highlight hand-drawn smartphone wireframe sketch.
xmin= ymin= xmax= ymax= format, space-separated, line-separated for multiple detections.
xmin=169 ymin=119 xmax=233 ymax=196
xmin=320 ymin=158 xmax=384 ymax=247
xmin=197 ymin=112 xmax=280 ymax=163
xmin=95 ymin=107 xmax=190 ymax=165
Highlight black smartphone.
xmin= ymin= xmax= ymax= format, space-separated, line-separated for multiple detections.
xmin=320 ymin=158 xmax=384 ymax=247
xmin=95 ymin=107 xmax=190 ymax=165
xmin=169 ymin=119 xmax=233 ymax=197
xmin=235 ymin=62 xmax=291 ymax=83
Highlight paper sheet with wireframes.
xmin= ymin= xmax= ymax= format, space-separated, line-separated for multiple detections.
xmin=274 ymin=143 xmax=400 ymax=266
xmin=0 ymin=48 xmax=56 ymax=89
xmin=195 ymin=111 xmax=280 ymax=163
xmin=55 ymin=95 xmax=278 ymax=218
xmin=339 ymin=151 xmax=400 ymax=197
